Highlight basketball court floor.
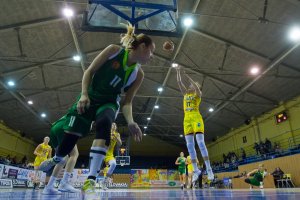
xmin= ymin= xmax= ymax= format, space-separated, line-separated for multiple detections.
xmin=0 ymin=188 xmax=299 ymax=200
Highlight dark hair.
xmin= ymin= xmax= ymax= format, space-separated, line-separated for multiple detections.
xmin=120 ymin=23 xmax=153 ymax=49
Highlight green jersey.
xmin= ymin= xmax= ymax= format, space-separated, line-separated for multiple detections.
xmin=253 ymin=171 xmax=264 ymax=181
xmin=178 ymin=157 xmax=186 ymax=169
xmin=88 ymin=48 xmax=139 ymax=105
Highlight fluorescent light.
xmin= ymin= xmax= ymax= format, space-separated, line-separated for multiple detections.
xmin=154 ymin=105 xmax=159 ymax=109
xmin=250 ymin=66 xmax=260 ymax=75
xmin=183 ymin=17 xmax=193 ymax=27
xmin=27 ymin=100 xmax=33 ymax=105
xmin=73 ymin=55 xmax=81 ymax=61
xmin=289 ymin=26 xmax=300 ymax=42
xmin=180 ymin=134 xmax=183 ymax=137
xmin=63 ymin=8 xmax=74 ymax=18
xmin=147 ymin=117 xmax=151 ymax=121
xmin=143 ymin=134 xmax=147 ymax=136
xmin=209 ymin=108 xmax=214 ymax=112
xmin=144 ymin=126 xmax=147 ymax=129
xmin=7 ymin=81 xmax=15 ymax=87
xmin=171 ymin=63 xmax=178 ymax=68
xmin=157 ymin=87 xmax=163 ymax=92
xmin=41 ymin=113 xmax=47 ymax=118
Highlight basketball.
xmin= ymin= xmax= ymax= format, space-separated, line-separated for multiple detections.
xmin=163 ymin=40 xmax=174 ymax=52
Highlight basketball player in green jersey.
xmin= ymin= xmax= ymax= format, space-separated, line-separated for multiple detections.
xmin=39 ymin=23 xmax=155 ymax=193
xmin=245 ymin=164 xmax=266 ymax=189
xmin=175 ymin=152 xmax=187 ymax=190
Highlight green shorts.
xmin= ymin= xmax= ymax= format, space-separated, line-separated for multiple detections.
xmin=178 ymin=168 xmax=186 ymax=175
xmin=50 ymin=116 xmax=66 ymax=149
xmin=53 ymin=99 xmax=118 ymax=139
xmin=245 ymin=178 xmax=261 ymax=186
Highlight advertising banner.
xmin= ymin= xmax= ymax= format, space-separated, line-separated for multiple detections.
xmin=0 ymin=178 xmax=13 ymax=189
xmin=8 ymin=168 xmax=18 ymax=179
xmin=2 ymin=165 xmax=19 ymax=179
xmin=0 ymin=164 xmax=4 ymax=178
xmin=167 ymin=170 xmax=181 ymax=187
xmin=130 ymin=169 xmax=150 ymax=188
xmin=17 ymin=168 xmax=30 ymax=180
xmin=12 ymin=179 xmax=27 ymax=188
xmin=149 ymin=169 xmax=168 ymax=187
xmin=72 ymin=169 xmax=89 ymax=188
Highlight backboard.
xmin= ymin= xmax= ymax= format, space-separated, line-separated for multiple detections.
xmin=82 ymin=0 xmax=182 ymax=37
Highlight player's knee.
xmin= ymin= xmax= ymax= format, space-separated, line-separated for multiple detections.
xmin=95 ymin=117 xmax=112 ymax=145
xmin=95 ymin=109 xmax=115 ymax=146
xmin=110 ymin=160 xmax=117 ymax=168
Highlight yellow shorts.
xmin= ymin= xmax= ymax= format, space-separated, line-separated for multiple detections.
xmin=33 ymin=156 xmax=47 ymax=167
xmin=104 ymin=156 xmax=115 ymax=164
xmin=183 ymin=112 xmax=204 ymax=135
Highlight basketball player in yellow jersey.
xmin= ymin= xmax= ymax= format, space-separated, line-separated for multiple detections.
xmin=186 ymin=155 xmax=199 ymax=189
xmin=33 ymin=136 xmax=52 ymax=189
xmin=176 ymin=66 xmax=214 ymax=186
xmin=100 ymin=123 xmax=122 ymax=189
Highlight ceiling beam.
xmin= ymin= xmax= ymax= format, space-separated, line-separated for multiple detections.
xmin=0 ymin=13 xmax=84 ymax=33
xmin=154 ymin=53 xmax=278 ymax=104
xmin=1 ymin=47 xmax=105 ymax=76
xmin=190 ymin=28 xmax=300 ymax=74
xmin=205 ymin=41 xmax=300 ymax=121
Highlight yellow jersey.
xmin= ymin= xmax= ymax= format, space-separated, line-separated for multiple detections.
xmin=33 ymin=143 xmax=51 ymax=167
xmin=38 ymin=143 xmax=51 ymax=159
xmin=106 ymin=131 xmax=120 ymax=157
xmin=183 ymin=93 xmax=201 ymax=113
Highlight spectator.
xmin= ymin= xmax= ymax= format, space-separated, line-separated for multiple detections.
xmin=274 ymin=142 xmax=283 ymax=155
xmin=264 ymin=138 xmax=272 ymax=153
xmin=223 ymin=154 xmax=227 ymax=163
xmin=271 ymin=167 xmax=284 ymax=187
xmin=21 ymin=155 xmax=27 ymax=164
xmin=11 ymin=156 xmax=17 ymax=165
xmin=241 ymin=148 xmax=246 ymax=160
xmin=254 ymin=142 xmax=260 ymax=155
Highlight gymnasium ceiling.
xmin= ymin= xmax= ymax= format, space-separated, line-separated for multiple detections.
xmin=1 ymin=0 xmax=300 ymax=154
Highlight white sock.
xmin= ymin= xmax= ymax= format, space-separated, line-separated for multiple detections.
xmin=61 ymin=172 xmax=71 ymax=184
xmin=185 ymin=135 xmax=200 ymax=173
xmin=205 ymin=160 xmax=212 ymax=170
xmin=196 ymin=134 xmax=211 ymax=169
xmin=88 ymin=146 xmax=107 ymax=179
xmin=107 ymin=159 xmax=117 ymax=176
xmin=47 ymin=176 xmax=57 ymax=188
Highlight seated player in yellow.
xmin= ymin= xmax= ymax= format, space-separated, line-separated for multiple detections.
xmin=100 ymin=122 xmax=122 ymax=190
xmin=33 ymin=137 xmax=52 ymax=189
xmin=175 ymin=66 xmax=214 ymax=186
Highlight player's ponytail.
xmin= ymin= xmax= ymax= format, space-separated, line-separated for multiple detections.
xmin=120 ymin=23 xmax=153 ymax=50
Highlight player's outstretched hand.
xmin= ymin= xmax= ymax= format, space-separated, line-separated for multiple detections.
xmin=128 ymin=122 xmax=142 ymax=142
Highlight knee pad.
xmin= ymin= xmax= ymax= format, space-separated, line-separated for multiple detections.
xmin=95 ymin=109 xmax=115 ymax=146
xmin=185 ymin=135 xmax=197 ymax=159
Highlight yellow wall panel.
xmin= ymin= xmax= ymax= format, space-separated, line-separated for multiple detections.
xmin=0 ymin=122 xmax=36 ymax=161
xmin=208 ymin=95 xmax=300 ymax=162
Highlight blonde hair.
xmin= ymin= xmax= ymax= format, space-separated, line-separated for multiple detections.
xmin=120 ymin=23 xmax=153 ymax=49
